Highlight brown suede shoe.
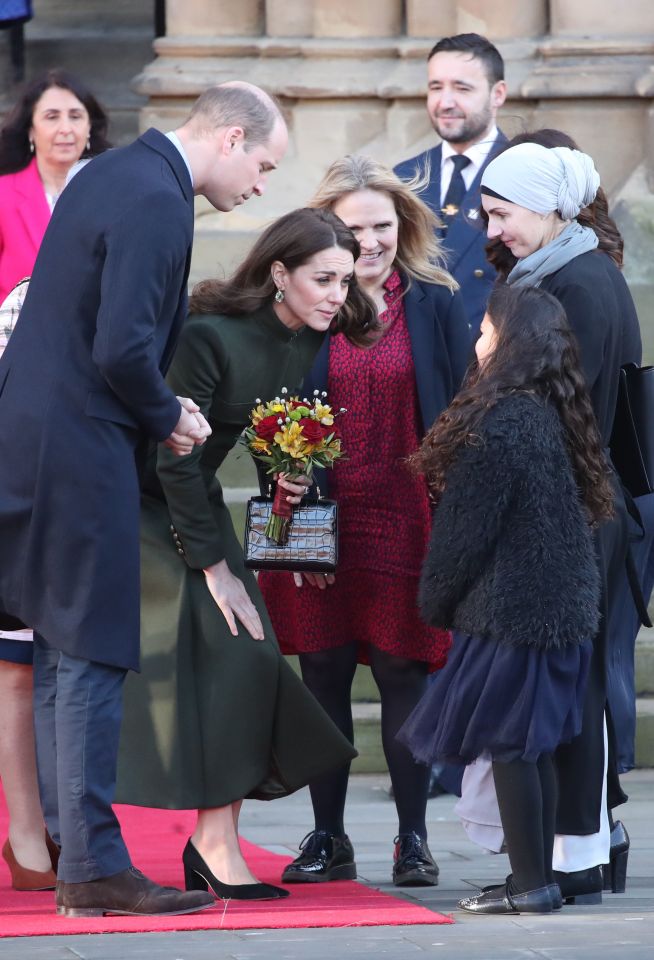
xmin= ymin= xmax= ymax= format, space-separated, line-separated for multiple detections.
xmin=56 ymin=867 xmax=215 ymax=917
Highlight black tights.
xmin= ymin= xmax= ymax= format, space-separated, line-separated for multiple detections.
xmin=299 ymin=645 xmax=430 ymax=839
xmin=492 ymin=754 xmax=557 ymax=893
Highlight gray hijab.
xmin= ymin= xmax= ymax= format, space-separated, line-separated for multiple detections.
xmin=481 ymin=143 xmax=600 ymax=287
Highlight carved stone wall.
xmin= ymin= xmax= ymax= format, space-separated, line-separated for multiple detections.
xmin=133 ymin=0 xmax=654 ymax=355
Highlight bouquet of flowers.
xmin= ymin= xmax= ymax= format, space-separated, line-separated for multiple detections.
xmin=241 ymin=388 xmax=346 ymax=545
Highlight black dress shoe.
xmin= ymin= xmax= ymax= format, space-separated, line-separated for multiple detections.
xmin=482 ymin=875 xmax=562 ymax=910
xmin=460 ymin=881 xmax=553 ymax=914
xmin=56 ymin=866 xmax=215 ymax=917
xmin=553 ymin=866 xmax=603 ymax=905
xmin=603 ymin=820 xmax=629 ymax=893
xmin=183 ymin=839 xmax=288 ymax=901
xmin=392 ymin=832 xmax=439 ymax=887
xmin=282 ymin=831 xmax=356 ymax=883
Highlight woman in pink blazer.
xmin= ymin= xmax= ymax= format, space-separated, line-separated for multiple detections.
xmin=0 ymin=69 xmax=109 ymax=891
xmin=0 ymin=69 xmax=110 ymax=302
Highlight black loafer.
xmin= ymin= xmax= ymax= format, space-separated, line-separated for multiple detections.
xmin=460 ymin=881 xmax=553 ymax=914
xmin=392 ymin=832 xmax=439 ymax=887
xmin=482 ymin=875 xmax=562 ymax=910
xmin=282 ymin=831 xmax=356 ymax=883
xmin=553 ymin=866 xmax=603 ymax=904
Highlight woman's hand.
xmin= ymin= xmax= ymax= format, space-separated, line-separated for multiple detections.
xmin=203 ymin=559 xmax=264 ymax=640
xmin=276 ymin=472 xmax=310 ymax=506
xmin=293 ymin=572 xmax=336 ymax=589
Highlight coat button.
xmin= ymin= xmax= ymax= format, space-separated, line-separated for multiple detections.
xmin=177 ymin=547 xmax=185 ymax=555
xmin=473 ymin=268 xmax=484 ymax=278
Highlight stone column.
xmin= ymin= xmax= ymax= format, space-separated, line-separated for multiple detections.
xmin=457 ymin=0 xmax=547 ymax=38
xmin=313 ymin=0 xmax=401 ymax=38
xmin=550 ymin=0 xmax=654 ymax=36
xmin=407 ymin=0 xmax=457 ymax=38
xmin=266 ymin=0 xmax=313 ymax=37
xmin=166 ymin=0 xmax=264 ymax=37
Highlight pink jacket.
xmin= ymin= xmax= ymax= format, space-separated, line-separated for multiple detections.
xmin=0 ymin=158 xmax=51 ymax=302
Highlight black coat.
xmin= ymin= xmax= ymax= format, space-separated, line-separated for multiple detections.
xmin=540 ymin=251 xmax=641 ymax=444
xmin=419 ymin=393 xmax=600 ymax=650
xmin=539 ymin=249 xmax=642 ymax=824
xmin=0 ymin=130 xmax=193 ymax=670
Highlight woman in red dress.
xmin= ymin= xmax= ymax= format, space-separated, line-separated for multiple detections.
xmin=259 ymin=156 xmax=471 ymax=886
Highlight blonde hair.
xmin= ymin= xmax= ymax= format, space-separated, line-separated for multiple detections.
xmin=310 ymin=155 xmax=457 ymax=292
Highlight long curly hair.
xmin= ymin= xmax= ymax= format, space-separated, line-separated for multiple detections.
xmin=483 ymin=129 xmax=623 ymax=279
xmin=310 ymin=154 xmax=457 ymax=292
xmin=412 ymin=283 xmax=614 ymax=525
xmin=189 ymin=207 xmax=379 ymax=347
xmin=0 ymin=69 xmax=111 ymax=175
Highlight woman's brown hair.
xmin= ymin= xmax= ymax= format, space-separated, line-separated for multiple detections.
xmin=412 ymin=283 xmax=614 ymax=526
xmin=189 ymin=207 xmax=379 ymax=347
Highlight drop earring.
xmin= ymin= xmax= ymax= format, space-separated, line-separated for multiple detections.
xmin=29 ymin=139 xmax=34 ymax=154
xmin=86 ymin=136 xmax=91 ymax=152
xmin=274 ymin=289 xmax=285 ymax=303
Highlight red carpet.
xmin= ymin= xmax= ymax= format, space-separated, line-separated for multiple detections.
xmin=0 ymin=801 xmax=452 ymax=936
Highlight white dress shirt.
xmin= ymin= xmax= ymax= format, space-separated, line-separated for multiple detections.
xmin=166 ymin=130 xmax=194 ymax=188
xmin=439 ymin=125 xmax=499 ymax=208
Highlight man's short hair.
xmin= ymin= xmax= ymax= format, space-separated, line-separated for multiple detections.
xmin=189 ymin=84 xmax=282 ymax=150
xmin=427 ymin=33 xmax=504 ymax=86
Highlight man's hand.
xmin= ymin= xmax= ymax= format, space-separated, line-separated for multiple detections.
xmin=164 ymin=397 xmax=211 ymax=456
xmin=203 ymin=559 xmax=265 ymax=640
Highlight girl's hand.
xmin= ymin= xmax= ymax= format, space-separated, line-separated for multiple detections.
xmin=276 ymin=472 xmax=310 ymax=506
xmin=203 ymin=559 xmax=264 ymax=640
xmin=293 ymin=572 xmax=336 ymax=589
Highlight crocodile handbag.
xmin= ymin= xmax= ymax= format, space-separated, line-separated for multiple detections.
xmin=243 ymin=494 xmax=338 ymax=572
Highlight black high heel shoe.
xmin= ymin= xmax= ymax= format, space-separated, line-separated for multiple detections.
xmin=603 ymin=820 xmax=629 ymax=893
xmin=182 ymin=839 xmax=289 ymax=901
xmin=553 ymin=866 xmax=603 ymax=905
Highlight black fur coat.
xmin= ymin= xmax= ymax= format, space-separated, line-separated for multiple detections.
xmin=419 ymin=393 xmax=601 ymax=649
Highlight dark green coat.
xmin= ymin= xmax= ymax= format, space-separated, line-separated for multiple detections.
xmin=116 ymin=307 xmax=356 ymax=808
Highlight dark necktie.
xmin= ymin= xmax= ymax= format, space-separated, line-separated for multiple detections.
xmin=442 ymin=154 xmax=471 ymax=228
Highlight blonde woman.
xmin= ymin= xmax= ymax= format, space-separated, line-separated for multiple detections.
xmin=259 ymin=155 xmax=471 ymax=887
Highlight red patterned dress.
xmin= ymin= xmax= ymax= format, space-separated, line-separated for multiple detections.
xmin=259 ymin=271 xmax=451 ymax=670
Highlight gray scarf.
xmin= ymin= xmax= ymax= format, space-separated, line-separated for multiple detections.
xmin=506 ymin=221 xmax=598 ymax=288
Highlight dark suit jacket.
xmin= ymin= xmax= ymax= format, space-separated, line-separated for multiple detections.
xmin=394 ymin=131 xmax=507 ymax=333
xmin=0 ymin=129 xmax=194 ymax=670
xmin=301 ymin=277 xmax=470 ymax=495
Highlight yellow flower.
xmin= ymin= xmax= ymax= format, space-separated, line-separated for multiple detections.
xmin=271 ymin=403 xmax=286 ymax=414
xmin=251 ymin=437 xmax=272 ymax=455
xmin=314 ymin=401 xmax=334 ymax=426
xmin=275 ymin=422 xmax=310 ymax=461
xmin=250 ymin=403 xmax=266 ymax=425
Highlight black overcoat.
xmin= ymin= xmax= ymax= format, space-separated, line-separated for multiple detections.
xmin=0 ymin=130 xmax=193 ymax=671
xmin=540 ymin=250 xmax=642 ymax=829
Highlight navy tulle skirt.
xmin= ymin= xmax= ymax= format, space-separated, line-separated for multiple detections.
xmin=397 ymin=632 xmax=592 ymax=765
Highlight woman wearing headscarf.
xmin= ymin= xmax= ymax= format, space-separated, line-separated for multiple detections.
xmin=479 ymin=142 xmax=642 ymax=903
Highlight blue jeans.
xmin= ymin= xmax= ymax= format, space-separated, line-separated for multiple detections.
xmin=32 ymin=634 xmax=131 ymax=882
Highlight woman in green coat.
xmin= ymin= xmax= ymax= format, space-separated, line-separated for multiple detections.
xmin=115 ymin=208 xmax=377 ymax=901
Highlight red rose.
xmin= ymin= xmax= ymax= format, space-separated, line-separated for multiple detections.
xmin=323 ymin=422 xmax=341 ymax=440
xmin=255 ymin=414 xmax=281 ymax=442
xmin=299 ymin=418 xmax=324 ymax=444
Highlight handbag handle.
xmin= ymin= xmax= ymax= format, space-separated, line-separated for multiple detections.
xmin=267 ymin=482 xmax=323 ymax=500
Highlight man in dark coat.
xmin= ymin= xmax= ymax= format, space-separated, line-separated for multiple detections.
xmin=0 ymin=81 xmax=287 ymax=916
xmin=394 ymin=33 xmax=508 ymax=335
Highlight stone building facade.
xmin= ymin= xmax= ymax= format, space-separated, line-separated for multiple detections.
xmin=134 ymin=0 xmax=654 ymax=338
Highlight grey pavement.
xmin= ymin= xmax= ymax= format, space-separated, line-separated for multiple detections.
xmin=1 ymin=770 xmax=652 ymax=960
